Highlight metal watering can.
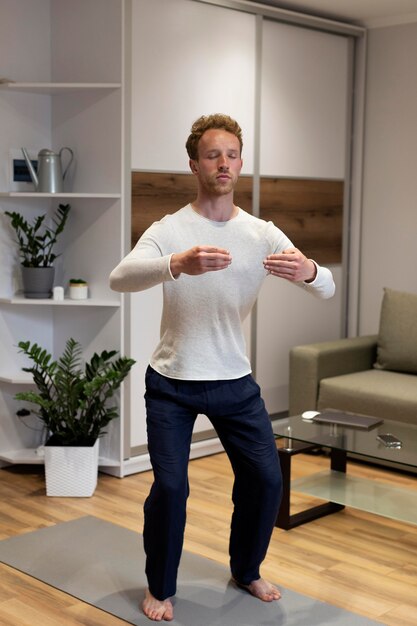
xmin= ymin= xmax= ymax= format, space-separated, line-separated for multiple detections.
xmin=21 ymin=147 xmax=74 ymax=193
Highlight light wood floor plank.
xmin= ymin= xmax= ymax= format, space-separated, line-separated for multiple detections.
xmin=0 ymin=450 xmax=416 ymax=625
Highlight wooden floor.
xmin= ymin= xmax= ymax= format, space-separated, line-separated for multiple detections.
xmin=0 ymin=449 xmax=416 ymax=625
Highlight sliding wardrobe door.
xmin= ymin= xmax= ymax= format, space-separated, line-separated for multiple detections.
xmin=131 ymin=0 xmax=256 ymax=173
xmin=129 ymin=0 xmax=256 ymax=451
xmin=256 ymin=19 xmax=350 ymax=414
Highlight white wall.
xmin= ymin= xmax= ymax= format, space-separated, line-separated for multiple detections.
xmin=0 ymin=0 xmax=53 ymax=395
xmin=0 ymin=0 xmax=51 ymax=82
xmin=130 ymin=0 xmax=257 ymax=448
xmin=359 ymin=21 xmax=417 ymax=334
xmin=0 ymin=0 xmax=51 ymax=195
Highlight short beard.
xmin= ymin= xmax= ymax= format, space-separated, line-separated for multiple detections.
xmin=203 ymin=177 xmax=236 ymax=196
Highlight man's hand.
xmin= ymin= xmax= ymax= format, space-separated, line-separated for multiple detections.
xmin=263 ymin=248 xmax=317 ymax=283
xmin=170 ymin=246 xmax=232 ymax=277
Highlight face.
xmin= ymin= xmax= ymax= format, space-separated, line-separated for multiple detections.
xmin=189 ymin=128 xmax=243 ymax=196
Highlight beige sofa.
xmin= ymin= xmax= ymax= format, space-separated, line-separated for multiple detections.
xmin=289 ymin=288 xmax=417 ymax=426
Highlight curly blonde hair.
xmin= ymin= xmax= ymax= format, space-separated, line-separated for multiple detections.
xmin=186 ymin=114 xmax=243 ymax=160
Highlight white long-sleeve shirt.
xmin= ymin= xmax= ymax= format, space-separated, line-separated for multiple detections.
xmin=110 ymin=204 xmax=335 ymax=380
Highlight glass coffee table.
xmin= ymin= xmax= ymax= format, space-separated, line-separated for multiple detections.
xmin=273 ymin=414 xmax=417 ymax=530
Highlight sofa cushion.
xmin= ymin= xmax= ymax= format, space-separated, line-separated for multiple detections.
xmin=318 ymin=369 xmax=417 ymax=424
xmin=374 ymin=287 xmax=417 ymax=374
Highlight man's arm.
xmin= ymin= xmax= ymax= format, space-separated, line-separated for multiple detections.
xmin=263 ymin=248 xmax=335 ymax=299
xmin=170 ymin=246 xmax=231 ymax=278
xmin=109 ymin=252 xmax=174 ymax=293
xmin=263 ymin=248 xmax=316 ymax=282
xmin=110 ymin=242 xmax=232 ymax=293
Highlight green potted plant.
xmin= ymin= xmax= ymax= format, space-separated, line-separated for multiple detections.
xmin=5 ymin=203 xmax=70 ymax=299
xmin=15 ymin=337 xmax=135 ymax=496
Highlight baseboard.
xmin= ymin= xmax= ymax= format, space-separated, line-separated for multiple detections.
xmin=102 ymin=437 xmax=225 ymax=477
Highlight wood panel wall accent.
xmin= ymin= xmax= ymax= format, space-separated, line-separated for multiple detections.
xmin=260 ymin=177 xmax=343 ymax=264
xmin=132 ymin=171 xmax=343 ymax=264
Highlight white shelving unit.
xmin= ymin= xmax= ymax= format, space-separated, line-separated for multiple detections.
xmin=0 ymin=447 xmax=120 ymax=468
xmin=0 ymin=83 xmax=121 ymax=94
xmin=0 ymin=193 xmax=121 ymax=198
xmin=0 ymin=374 xmax=34 ymax=385
xmin=0 ymin=449 xmax=45 ymax=465
xmin=0 ymin=296 xmax=120 ymax=307
xmin=0 ymin=0 xmax=131 ymax=475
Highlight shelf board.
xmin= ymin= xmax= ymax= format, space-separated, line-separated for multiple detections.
xmin=0 ymin=448 xmax=120 ymax=467
xmin=0 ymin=373 xmax=34 ymax=385
xmin=0 ymin=448 xmax=44 ymax=465
xmin=0 ymin=192 xmax=121 ymax=198
xmin=0 ymin=295 xmax=120 ymax=307
xmin=0 ymin=82 xmax=121 ymax=95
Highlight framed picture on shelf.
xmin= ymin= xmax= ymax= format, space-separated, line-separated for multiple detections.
xmin=8 ymin=148 xmax=38 ymax=192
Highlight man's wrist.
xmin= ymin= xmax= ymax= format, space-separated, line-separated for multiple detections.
xmin=304 ymin=259 xmax=317 ymax=283
xmin=170 ymin=253 xmax=181 ymax=279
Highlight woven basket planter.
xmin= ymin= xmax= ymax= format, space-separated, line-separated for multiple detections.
xmin=44 ymin=440 xmax=99 ymax=497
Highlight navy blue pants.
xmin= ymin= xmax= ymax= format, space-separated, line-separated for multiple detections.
xmin=143 ymin=366 xmax=282 ymax=601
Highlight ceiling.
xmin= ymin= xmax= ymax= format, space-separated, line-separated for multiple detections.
xmin=247 ymin=0 xmax=417 ymax=27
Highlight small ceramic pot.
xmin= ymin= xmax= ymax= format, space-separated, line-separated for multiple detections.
xmin=69 ymin=282 xmax=88 ymax=300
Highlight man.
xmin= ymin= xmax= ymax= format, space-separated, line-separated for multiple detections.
xmin=110 ymin=114 xmax=335 ymax=622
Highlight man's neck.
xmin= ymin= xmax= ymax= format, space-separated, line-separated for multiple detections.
xmin=191 ymin=193 xmax=238 ymax=222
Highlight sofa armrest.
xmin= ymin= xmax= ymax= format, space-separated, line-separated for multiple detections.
xmin=289 ymin=335 xmax=378 ymax=416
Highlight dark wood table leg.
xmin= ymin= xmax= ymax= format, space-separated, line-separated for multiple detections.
xmin=276 ymin=447 xmax=291 ymax=529
xmin=276 ymin=443 xmax=345 ymax=530
xmin=330 ymin=446 xmax=347 ymax=473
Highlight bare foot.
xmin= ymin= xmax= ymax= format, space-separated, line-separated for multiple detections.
xmin=142 ymin=588 xmax=174 ymax=621
xmin=234 ymin=577 xmax=281 ymax=602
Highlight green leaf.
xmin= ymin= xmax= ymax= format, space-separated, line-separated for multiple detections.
xmin=4 ymin=204 xmax=71 ymax=267
xmin=14 ymin=337 xmax=135 ymax=446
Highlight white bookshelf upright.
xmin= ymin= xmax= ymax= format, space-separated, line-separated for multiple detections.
xmin=0 ymin=0 xmax=131 ymax=475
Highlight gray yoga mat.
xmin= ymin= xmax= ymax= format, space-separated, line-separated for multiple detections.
xmin=0 ymin=516 xmax=382 ymax=626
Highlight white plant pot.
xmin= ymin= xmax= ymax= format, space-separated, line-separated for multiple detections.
xmin=44 ymin=440 xmax=99 ymax=497
xmin=69 ymin=283 xmax=88 ymax=299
